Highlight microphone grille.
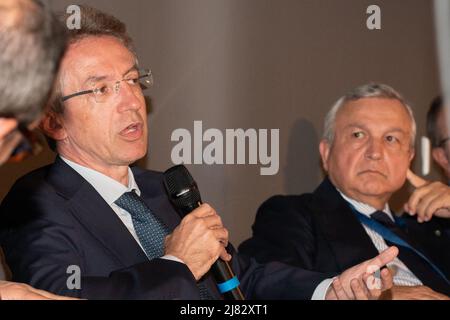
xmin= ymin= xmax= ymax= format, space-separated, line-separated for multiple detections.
xmin=163 ymin=165 xmax=195 ymax=196
xmin=163 ymin=165 xmax=202 ymax=216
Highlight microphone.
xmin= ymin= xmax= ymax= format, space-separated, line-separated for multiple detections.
xmin=163 ymin=165 xmax=245 ymax=300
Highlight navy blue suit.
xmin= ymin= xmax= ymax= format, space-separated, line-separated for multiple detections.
xmin=0 ymin=157 xmax=327 ymax=299
xmin=239 ymin=177 xmax=450 ymax=296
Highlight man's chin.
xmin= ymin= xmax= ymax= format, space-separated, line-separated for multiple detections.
xmin=355 ymin=183 xmax=396 ymax=198
xmin=116 ymin=149 xmax=147 ymax=166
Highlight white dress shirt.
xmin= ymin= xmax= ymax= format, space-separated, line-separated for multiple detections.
xmin=312 ymin=191 xmax=422 ymax=300
xmin=61 ymin=156 xmax=183 ymax=264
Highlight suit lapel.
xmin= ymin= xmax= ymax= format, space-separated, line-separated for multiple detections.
xmin=47 ymin=157 xmax=148 ymax=267
xmin=309 ymin=178 xmax=380 ymax=271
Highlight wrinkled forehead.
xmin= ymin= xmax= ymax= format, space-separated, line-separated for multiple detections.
xmin=336 ymin=98 xmax=413 ymax=132
xmin=60 ymin=35 xmax=137 ymax=89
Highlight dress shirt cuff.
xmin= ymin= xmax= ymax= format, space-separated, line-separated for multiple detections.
xmin=311 ymin=277 xmax=335 ymax=300
xmin=160 ymin=255 xmax=185 ymax=264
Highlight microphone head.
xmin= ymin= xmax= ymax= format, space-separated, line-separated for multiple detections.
xmin=163 ymin=165 xmax=202 ymax=215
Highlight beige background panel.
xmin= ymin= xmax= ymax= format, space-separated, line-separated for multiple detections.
xmin=0 ymin=1 xmax=442 ymax=255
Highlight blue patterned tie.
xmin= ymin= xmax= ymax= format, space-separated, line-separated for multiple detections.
xmin=114 ymin=190 xmax=213 ymax=299
xmin=115 ymin=191 xmax=169 ymax=260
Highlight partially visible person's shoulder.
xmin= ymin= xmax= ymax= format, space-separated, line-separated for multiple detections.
xmin=0 ymin=163 xmax=66 ymax=226
xmin=258 ymin=193 xmax=315 ymax=216
xmin=6 ymin=163 xmax=53 ymax=195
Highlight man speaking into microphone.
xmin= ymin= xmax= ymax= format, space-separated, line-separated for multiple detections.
xmin=0 ymin=5 xmax=397 ymax=300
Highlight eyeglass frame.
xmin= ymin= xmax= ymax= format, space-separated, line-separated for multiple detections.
xmin=60 ymin=68 xmax=153 ymax=103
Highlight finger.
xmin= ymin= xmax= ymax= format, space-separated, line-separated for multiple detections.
xmin=421 ymin=188 xmax=450 ymax=220
xmin=213 ymin=228 xmax=229 ymax=247
xmin=407 ymin=183 xmax=440 ymax=215
xmin=0 ymin=118 xmax=18 ymax=139
xmin=332 ymin=278 xmax=349 ymax=300
xmin=190 ymin=203 xmax=217 ymax=219
xmin=219 ymin=247 xmax=232 ymax=261
xmin=415 ymin=190 xmax=443 ymax=221
xmin=362 ymin=273 xmax=381 ymax=299
xmin=403 ymin=202 xmax=412 ymax=215
xmin=202 ymin=214 xmax=223 ymax=229
xmin=406 ymin=169 xmax=428 ymax=188
xmin=351 ymin=279 xmax=369 ymax=300
xmin=380 ymin=267 xmax=393 ymax=290
xmin=367 ymin=246 xmax=399 ymax=270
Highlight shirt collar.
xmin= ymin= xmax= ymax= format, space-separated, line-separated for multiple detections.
xmin=337 ymin=188 xmax=394 ymax=221
xmin=60 ymin=156 xmax=141 ymax=205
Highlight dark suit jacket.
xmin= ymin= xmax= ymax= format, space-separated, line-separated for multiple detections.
xmin=239 ymin=177 xmax=450 ymax=296
xmin=0 ymin=157 xmax=327 ymax=299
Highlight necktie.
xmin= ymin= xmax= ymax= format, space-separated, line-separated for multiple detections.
xmin=115 ymin=191 xmax=213 ymax=299
xmin=370 ymin=211 xmax=397 ymax=228
xmin=370 ymin=210 xmax=450 ymax=292
xmin=115 ymin=191 xmax=169 ymax=260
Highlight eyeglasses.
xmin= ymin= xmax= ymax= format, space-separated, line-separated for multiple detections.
xmin=60 ymin=69 xmax=153 ymax=103
xmin=7 ymin=122 xmax=44 ymax=163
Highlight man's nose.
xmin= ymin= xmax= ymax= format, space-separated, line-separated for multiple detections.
xmin=117 ymin=82 xmax=142 ymax=112
xmin=365 ymin=138 xmax=383 ymax=160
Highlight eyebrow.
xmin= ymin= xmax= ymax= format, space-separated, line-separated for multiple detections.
xmin=344 ymin=123 xmax=407 ymax=134
xmin=82 ymin=64 xmax=139 ymax=86
xmin=123 ymin=64 xmax=139 ymax=77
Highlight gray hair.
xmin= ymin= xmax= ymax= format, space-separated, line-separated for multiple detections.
xmin=0 ymin=0 xmax=67 ymax=124
xmin=323 ymin=83 xmax=416 ymax=148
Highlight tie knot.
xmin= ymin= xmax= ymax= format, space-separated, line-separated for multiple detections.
xmin=370 ymin=210 xmax=395 ymax=227
xmin=115 ymin=191 xmax=147 ymax=219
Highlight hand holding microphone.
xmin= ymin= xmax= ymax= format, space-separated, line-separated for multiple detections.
xmin=164 ymin=203 xmax=232 ymax=280
xmin=164 ymin=165 xmax=245 ymax=300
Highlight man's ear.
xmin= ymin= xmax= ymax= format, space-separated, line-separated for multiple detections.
xmin=409 ymin=148 xmax=415 ymax=162
xmin=319 ymin=139 xmax=331 ymax=172
xmin=432 ymin=147 xmax=450 ymax=173
xmin=39 ymin=111 xmax=67 ymax=141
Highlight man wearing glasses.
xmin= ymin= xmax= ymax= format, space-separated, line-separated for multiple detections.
xmin=0 ymin=0 xmax=70 ymax=299
xmin=0 ymin=5 xmax=401 ymax=300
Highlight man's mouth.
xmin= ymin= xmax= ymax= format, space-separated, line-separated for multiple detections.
xmin=119 ymin=122 xmax=144 ymax=140
xmin=357 ymin=170 xmax=387 ymax=178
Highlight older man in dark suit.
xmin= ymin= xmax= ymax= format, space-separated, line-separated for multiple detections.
xmin=240 ymin=83 xmax=450 ymax=299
